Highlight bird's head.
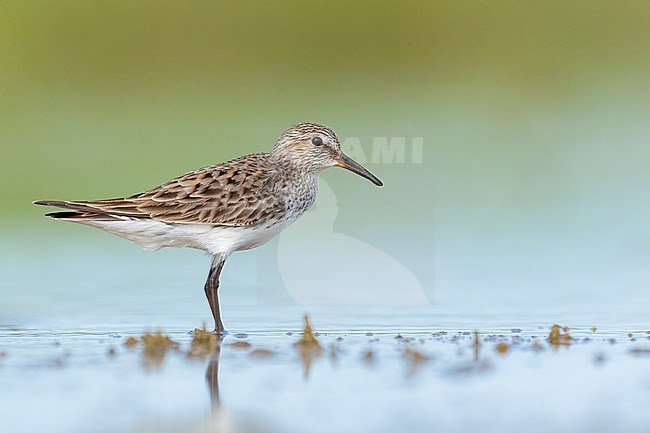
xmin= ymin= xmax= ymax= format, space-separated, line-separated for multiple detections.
xmin=272 ymin=122 xmax=383 ymax=186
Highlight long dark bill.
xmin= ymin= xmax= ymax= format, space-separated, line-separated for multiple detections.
xmin=336 ymin=153 xmax=383 ymax=187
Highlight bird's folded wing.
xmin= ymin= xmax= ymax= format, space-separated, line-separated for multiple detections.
xmin=37 ymin=155 xmax=287 ymax=226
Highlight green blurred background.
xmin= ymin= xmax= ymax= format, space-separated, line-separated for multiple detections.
xmin=1 ymin=1 xmax=648 ymax=305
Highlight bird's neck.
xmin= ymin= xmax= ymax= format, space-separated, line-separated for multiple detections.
xmin=270 ymin=151 xmax=321 ymax=175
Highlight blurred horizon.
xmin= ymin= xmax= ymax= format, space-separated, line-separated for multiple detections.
xmin=1 ymin=1 xmax=649 ymax=306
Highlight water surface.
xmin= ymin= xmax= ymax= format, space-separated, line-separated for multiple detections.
xmin=1 ymin=235 xmax=649 ymax=433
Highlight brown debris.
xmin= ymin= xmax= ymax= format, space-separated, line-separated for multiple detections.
xmin=123 ymin=336 xmax=138 ymax=347
xmin=394 ymin=333 xmax=413 ymax=343
xmin=328 ymin=344 xmax=339 ymax=362
xmin=250 ymin=348 xmax=275 ymax=358
xmin=629 ymin=348 xmax=650 ymax=357
xmin=187 ymin=325 xmax=219 ymax=358
xmin=227 ymin=341 xmax=252 ymax=350
xmin=140 ymin=331 xmax=179 ymax=369
xmin=496 ymin=342 xmax=508 ymax=354
xmin=296 ymin=315 xmax=321 ymax=349
xmin=548 ymin=324 xmax=572 ymax=347
xmin=403 ymin=347 xmax=427 ymax=373
xmin=294 ymin=315 xmax=322 ymax=378
xmin=362 ymin=349 xmax=375 ymax=363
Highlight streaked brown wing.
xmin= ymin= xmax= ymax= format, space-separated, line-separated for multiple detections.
xmin=45 ymin=154 xmax=286 ymax=226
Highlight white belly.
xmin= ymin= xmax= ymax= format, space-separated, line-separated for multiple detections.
xmin=81 ymin=218 xmax=285 ymax=255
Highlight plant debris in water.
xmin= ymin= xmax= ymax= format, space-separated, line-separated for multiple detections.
xmin=250 ymin=348 xmax=275 ymax=358
xmin=548 ymin=325 xmax=572 ymax=347
xmin=227 ymin=341 xmax=252 ymax=350
xmin=629 ymin=348 xmax=650 ymax=357
xmin=362 ymin=349 xmax=375 ymax=364
xmin=140 ymin=331 xmax=179 ymax=368
xmin=294 ymin=315 xmax=322 ymax=378
xmin=403 ymin=347 xmax=427 ymax=374
xmin=395 ymin=333 xmax=414 ymax=343
xmin=187 ymin=325 xmax=218 ymax=358
xmin=328 ymin=343 xmax=339 ymax=361
xmin=296 ymin=315 xmax=321 ymax=349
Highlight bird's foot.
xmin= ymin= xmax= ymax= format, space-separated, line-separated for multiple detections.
xmin=212 ymin=328 xmax=228 ymax=336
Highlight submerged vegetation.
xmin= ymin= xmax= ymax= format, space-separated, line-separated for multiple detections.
xmin=141 ymin=331 xmax=180 ymax=368
xmin=548 ymin=325 xmax=572 ymax=347
xmin=402 ymin=347 xmax=427 ymax=374
xmin=187 ymin=325 xmax=219 ymax=359
xmin=294 ymin=315 xmax=322 ymax=378
xmin=295 ymin=315 xmax=321 ymax=349
xmin=122 ymin=331 xmax=180 ymax=368
xmin=105 ymin=318 xmax=650 ymax=378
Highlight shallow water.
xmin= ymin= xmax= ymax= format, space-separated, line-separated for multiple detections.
xmin=1 ymin=234 xmax=650 ymax=433
xmin=2 ymin=305 xmax=650 ymax=433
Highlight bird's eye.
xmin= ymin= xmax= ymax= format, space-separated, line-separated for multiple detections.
xmin=311 ymin=136 xmax=324 ymax=146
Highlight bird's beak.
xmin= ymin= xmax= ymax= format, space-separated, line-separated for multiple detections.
xmin=336 ymin=153 xmax=383 ymax=187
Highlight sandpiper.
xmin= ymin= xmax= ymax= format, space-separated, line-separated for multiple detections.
xmin=35 ymin=122 xmax=383 ymax=334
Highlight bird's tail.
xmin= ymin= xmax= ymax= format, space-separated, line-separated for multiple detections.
xmin=33 ymin=200 xmax=122 ymax=221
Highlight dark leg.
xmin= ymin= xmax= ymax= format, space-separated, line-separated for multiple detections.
xmin=204 ymin=253 xmax=227 ymax=334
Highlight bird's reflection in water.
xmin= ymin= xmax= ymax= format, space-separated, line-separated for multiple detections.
xmin=205 ymin=334 xmax=223 ymax=417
